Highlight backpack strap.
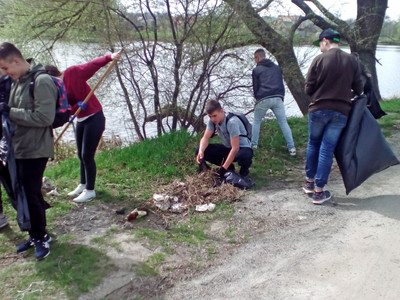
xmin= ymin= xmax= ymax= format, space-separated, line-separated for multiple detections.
xmin=28 ymin=70 xmax=56 ymax=133
xmin=29 ymin=71 xmax=47 ymax=99
xmin=225 ymin=112 xmax=249 ymax=140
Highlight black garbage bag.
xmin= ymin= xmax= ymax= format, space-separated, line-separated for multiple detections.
xmin=222 ymin=171 xmax=255 ymax=190
xmin=364 ymin=77 xmax=386 ymax=119
xmin=1 ymin=113 xmax=31 ymax=231
xmin=334 ymin=95 xmax=399 ymax=195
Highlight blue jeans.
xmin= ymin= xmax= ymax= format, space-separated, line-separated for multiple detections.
xmin=305 ymin=110 xmax=348 ymax=190
xmin=251 ymin=97 xmax=295 ymax=148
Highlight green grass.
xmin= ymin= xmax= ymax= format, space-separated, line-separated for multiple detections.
xmin=251 ymin=116 xmax=308 ymax=185
xmin=46 ymin=129 xmax=199 ymax=204
xmin=134 ymin=222 xmax=207 ymax=247
xmin=1 ymin=98 xmax=399 ymax=299
xmin=378 ymin=98 xmax=400 ymax=136
xmin=134 ymin=253 xmax=165 ymax=277
xmin=0 ymin=242 xmax=114 ymax=299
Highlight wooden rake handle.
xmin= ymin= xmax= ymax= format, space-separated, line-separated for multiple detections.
xmin=54 ymin=48 xmax=124 ymax=145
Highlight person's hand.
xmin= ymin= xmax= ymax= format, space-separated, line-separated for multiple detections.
xmin=0 ymin=102 xmax=10 ymax=114
xmin=196 ymin=152 xmax=204 ymax=164
xmin=215 ymin=166 xmax=227 ymax=178
xmin=111 ymin=52 xmax=122 ymax=61
xmin=78 ymin=101 xmax=87 ymax=111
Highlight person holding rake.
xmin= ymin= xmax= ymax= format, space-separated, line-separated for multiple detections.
xmin=46 ymin=51 xmax=121 ymax=203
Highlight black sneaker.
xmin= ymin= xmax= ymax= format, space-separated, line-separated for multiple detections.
xmin=16 ymin=234 xmax=52 ymax=253
xmin=34 ymin=238 xmax=50 ymax=260
xmin=312 ymin=190 xmax=332 ymax=205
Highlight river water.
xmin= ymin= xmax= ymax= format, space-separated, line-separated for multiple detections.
xmin=51 ymin=44 xmax=400 ymax=144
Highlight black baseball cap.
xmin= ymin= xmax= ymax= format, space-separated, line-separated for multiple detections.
xmin=313 ymin=28 xmax=340 ymax=46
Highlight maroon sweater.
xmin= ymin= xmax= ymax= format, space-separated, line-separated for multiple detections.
xmin=63 ymin=55 xmax=112 ymax=118
xmin=305 ymin=48 xmax=363 ymax=116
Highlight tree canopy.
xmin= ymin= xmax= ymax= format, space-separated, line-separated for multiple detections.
xmin=0 ymin=0 xmax=394 ymax=139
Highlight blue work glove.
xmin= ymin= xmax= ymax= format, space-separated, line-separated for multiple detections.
xmin=78 ymin=101 xmax=87 ymax=111
xmin=0 ymin=102 xmax=10 ymax=114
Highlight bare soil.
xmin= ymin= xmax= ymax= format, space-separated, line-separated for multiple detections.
xmin=49 ymin=132 xmax=400 ymax=300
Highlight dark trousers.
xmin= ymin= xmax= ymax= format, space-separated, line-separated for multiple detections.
xmin=75 ymin=111 xmax=105 ymax=190
xmin=197 ymin=144 xmax=253 ymax=176
xmin=16 ymin=158 xmax=48 ymax=239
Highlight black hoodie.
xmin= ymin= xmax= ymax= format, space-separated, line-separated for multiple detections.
xmin=252 ymin=59 xmax=285 ymax=101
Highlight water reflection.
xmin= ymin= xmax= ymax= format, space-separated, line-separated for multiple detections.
xmin=52 ymin=44 xmax=400 ymax=145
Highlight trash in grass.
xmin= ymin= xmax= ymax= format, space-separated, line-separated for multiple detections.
xmin=127 ymin=208 xmax=148 ymax=221
xmin=171 ymin=202 xmax=187 ymax=213
xmin=153 ymin=194 xmax=171 ymax=211
xmin=195 ymin=203 xmax=216 ymax=212
xmin=151 ymin=170 xmax=244 ymax=214
xmin=42 ymin=176 xmax=59 ymax=196
xmin=116 ymin=208 xmax=125 ymax=215
xmin=46 ymin=188 xmax=60 ymax=196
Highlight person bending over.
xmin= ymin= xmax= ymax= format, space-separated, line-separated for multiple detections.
xmin=46 ymin=52 xmax=121 ymax=203
xmin=196 ymin=100 xmax=253 ymax=179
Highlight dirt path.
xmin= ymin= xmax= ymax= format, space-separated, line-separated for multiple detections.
xmin=75 ymin=133 xmax=400 ymax=300
xmin=160 ymin=134 xmax=400 ymax=299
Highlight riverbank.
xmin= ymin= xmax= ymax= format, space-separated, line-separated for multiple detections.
xmin=0 ymin=99 xmax=399 ymax=299
xmin=49 ymin=43 xmax=400 ymax=145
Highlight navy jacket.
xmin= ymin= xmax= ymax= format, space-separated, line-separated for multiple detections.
xmin=252 ymin=59 xmax=285 ymax=101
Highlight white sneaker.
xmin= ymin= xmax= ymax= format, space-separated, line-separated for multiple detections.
xmin=73 ymin=189 xmax=96 ymax=203
xmin=67 ymin=184 xmax=86 ymax=196
xmin=288 ymin=147 xmax=296 ymax=156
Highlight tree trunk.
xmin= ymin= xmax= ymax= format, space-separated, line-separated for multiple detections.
xmin=352 ymin=0 xmax=388 ymax=99
xmin=224 ymin=0 xmax=310 ymax=115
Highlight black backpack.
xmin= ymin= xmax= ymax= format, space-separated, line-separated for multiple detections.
xmin=29 ymin=71 xmax=71 ymax=128
xmin=212 ymin=112 xmax=252 ymax=141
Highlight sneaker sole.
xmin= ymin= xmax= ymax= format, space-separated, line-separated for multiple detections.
xmin=303 ymin=187 xmax=314 ymax=194
xmin=0 ymin=222 xmax=8 ymax=229
xmin=36 ymin=250 xmax=50 ymax=261
xmin=313 ymin=195 xmax=332 ymax=205
xmin=67 ymin=192 xmax=81 ymax=196
xmin=73 ymin=197 xmax=95 ymax=203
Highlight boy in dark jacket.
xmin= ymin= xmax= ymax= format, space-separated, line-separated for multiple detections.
xmin=303 ymin=29 xmax=363 ymax=204
xmin=251 ymin=49 xmax=295 ymax=155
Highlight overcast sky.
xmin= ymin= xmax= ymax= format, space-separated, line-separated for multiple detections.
xmin=278 ymin=0 xmax=400 ymax=21
xmin=318 ymin=0 xmax=399 ymax=20
xmin=121 ymin=0 xmax=400 ymax=21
